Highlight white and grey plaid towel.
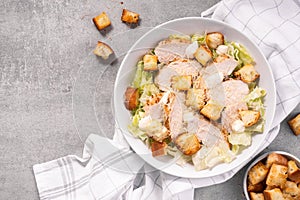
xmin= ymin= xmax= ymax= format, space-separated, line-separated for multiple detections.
xmin=33 ymin=0 xmax=300 ymax=199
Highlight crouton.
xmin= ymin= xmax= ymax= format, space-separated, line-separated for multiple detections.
xmin=239 ymin=110 xmax=261 ymax=127
xmin=288 ymin=160 xmax=300 ymax=184
xmin=185 ymin=88 xmax=206 ymax=110
xmin=194 ymin=45 xmax=212 ymax=66
xmin=266 ymin=164 xmax=288 ymax=187
xmin=282 ymin=193 xmax=297 ymax=200
xmin=206 ymin=32 xmax=224 ymax=49
xmin=234 ymin=64 xmax=260 ymax=83
xmin=266 ymin=153 xmax=288 ymax=168
xmin=282 ymin=181 xmax=300 ymax=198
xmin=175 ymin=133 xmax=201 ymax=155
xmin=263 ymin=188 xmax=284 ymax=200
xmin=248 ymin=182 xmax=265 ymax=193
xmin=93 ymin=12 xmax=111 ymax=31
xmin=121 ymin=9 xmax=139 ymax=24
xmin=193 ymin=76 xmax=206 ymax=89
xmin=93 ymin=41 xmax=114 ymax=60
xmin=171 ymin=75 xmax=192 ymax=91
xmin=143 ymin=55 xmax=158 ymax=71
xmin=200 ymin=101 xmax=223 ymax=121
xmin=248 ymin=162 xmax=269 ymax=185
xmin=249 ymin=192 xmax=265 ymax=200
xmin=288 ymin=114 xmax=300 ymax=136
xmin=124 ymin=87 xmax=139 ymax=111
xmin=151 ymin=141 xmax=167 ymax=157
xmin=265 ymin=185 xmax=277 ymax=190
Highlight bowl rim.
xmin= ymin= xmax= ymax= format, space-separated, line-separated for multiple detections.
xmin=243 ymin=150 xmax=300 ymax=200
xmin=114 ymin=17 xmax=276 ymax=178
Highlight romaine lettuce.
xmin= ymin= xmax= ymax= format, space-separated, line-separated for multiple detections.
xmin=191 ymin=33 xmax=206 ymax=45
xmin=231 ymin=42 xmax=254 ymax=65
xmin=228 ymin=132 xmax=252 ymax=146
xmin=139 ymin=84 xmax=160 ymax=105
xmin=169 ymin=34 xmax=191 ymax=41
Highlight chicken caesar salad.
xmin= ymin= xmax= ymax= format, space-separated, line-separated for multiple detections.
xmin=124 ymin=32 xmax=266 ymax=171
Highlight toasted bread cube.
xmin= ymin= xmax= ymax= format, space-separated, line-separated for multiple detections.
xmin=200 ymin=101 xmax=223 ymax=121
xmin=143 ymin=55 xmax=158 ymax=71
xmin=248 ymin=162 xmax=269 ymax=185
xmin=185 ymin=88 xmax=206 ymax=110
xmin=282 ymin=181 xmax=300 ymax=197
xmin=193 ymin=76 xmax=206 ymax=89
xmin=282 ymin=193 xmax=297 ymax=200
xmin=175 ymin=133 xmax=201 ymax=155
xmin=121 ymin=9 xmax=139 ymax=24
xmin=250 ymin=192 xmax=265 ymax=200
xmin=93 ymin=41 xmax=114 ymax=59
xmin=194 ymin=45 xmax=212 ymax=66
xmin=234 ymin=64 xmax=260 ymax=83
xmin=263 ymin=188 xmax=284 ymax=200
xmin=265 ymin=185 xmax=277 ymax=190
xmin=206 ymin=32 xmax=224 ymax=49
xmin=288 ymin=114 xmax=300 ymax=136
xmin=93 ymin=12 xmax=111 ymax=31
xmin=288 ymin=160 xmax=300 ymax=184
xmin=248 ymin=182 xmax=265 ymax=193
xmin=151 ymin=141 xmax=167 ymax=157
xmin=239 ymin=110 xmax=261 ymax=127
xmin=266 ymin=153 xmax=288 ymax=168
xmin=124 ymin=87 xmax=139 ymax=111
xmin=171 ymin=75 xmax=192 ymax=91
xmin=266 ymin=164 xmax=288 ymax=187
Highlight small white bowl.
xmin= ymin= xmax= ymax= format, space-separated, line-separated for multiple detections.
xmin=243 ymin=151 xmax=300 ymax=200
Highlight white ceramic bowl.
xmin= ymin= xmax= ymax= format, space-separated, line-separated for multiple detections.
xmin=114 ymin=17 xmax=276 ymax=178
xmin=243 ymin=151 xmax=300 ymax=200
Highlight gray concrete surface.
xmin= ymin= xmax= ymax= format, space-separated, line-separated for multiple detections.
xmin=0 ymin=0 xmax=299 ymax=199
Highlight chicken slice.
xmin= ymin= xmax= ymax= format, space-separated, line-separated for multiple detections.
xmin=155 ymin=60 xmax=202 ymax=91
xmin=221 ymin=102 xmax=248 ymax=133
xmin=187 ymin=114 xmax=226 ymax=147
xmin=169 ymin=92 xmax=185 ymax=140
xmin=154 ymin=38 xmax=191 ymax=64
xmin=208 ymin=56 xmax=238 ymax=77
xmin=222 ymin=79 xmax=249 ymax=106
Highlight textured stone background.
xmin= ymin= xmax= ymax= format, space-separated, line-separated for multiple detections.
xmin=0 ymin=0 xmax=299 ymax=199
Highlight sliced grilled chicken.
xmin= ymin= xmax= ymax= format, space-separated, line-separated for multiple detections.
xmin=169 ymin=92 xmax=185 ymax=140
xmin=155 ymin=60 xmax=202 ymax=91
xmin=187 ymin=114 xmax=227 ymax=147
xmin=154 ymin=38 xmax=191 ymax=64
xmin=210 ymin=56 xmax=238 ymax=77
xmin=221 ymin=102 xmax=248 ymax=133
xmin=222 ymin=79 xmax=249 ymax=106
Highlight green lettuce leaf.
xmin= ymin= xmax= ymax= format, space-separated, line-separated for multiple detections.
xmin=244 ymin=87 xmax=266 ymax=132
xmin=128 ymin=110 xmax=148 ymax=141
xmin=132 ymin=61 xmax=154 ymax=88
xmin=231 ymin=42 xmax=254 ymax=65
xmin=139 ymin=83 xmax=160 ymax=105
xmin=191 ymin=33 xmax=206 ymax=45
xmin=169 ymin=34 xmax=191 ymax=41
xmin=228 ymin=132 xmax=252 ymax=146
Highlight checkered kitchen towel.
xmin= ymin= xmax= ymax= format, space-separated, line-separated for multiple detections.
xmin=33 ymin=0 xmax=300 ymax=199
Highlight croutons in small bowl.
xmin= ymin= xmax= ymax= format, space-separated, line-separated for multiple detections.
xmin=244 ymin=151 xmax=300 ymax=200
